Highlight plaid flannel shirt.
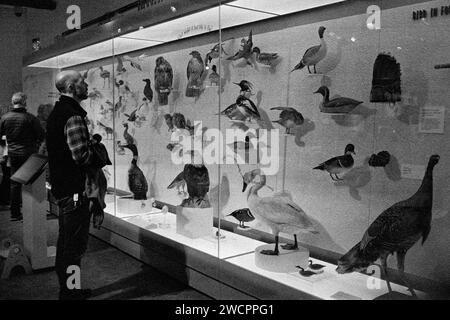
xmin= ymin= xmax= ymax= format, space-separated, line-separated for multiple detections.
xmin=64 ymin=115 xmax=92 ymax=166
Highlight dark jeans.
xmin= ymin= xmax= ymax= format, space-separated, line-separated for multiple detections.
xmin=0 ymin=160 xmax=10 ymax=204
xmin=55 ymin=196 xmax=91 ymax=291
xmin=9 ymin=154 xmax=30 ymax=217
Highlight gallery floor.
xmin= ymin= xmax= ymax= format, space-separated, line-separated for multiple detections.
xmin=0 ymin=206 xmax=210 ymax=300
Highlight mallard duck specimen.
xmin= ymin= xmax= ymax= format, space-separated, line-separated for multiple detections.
xmin=314 ymin=86 xmax=363 ymax=114
xmin=97 ymin=121 xmax=114 ymax=140
xmin=167 ymin=171 xmax=187 ymax=196
xmin=291 ymin=26 xmax=327 ymax=74
xmin=233 ymin=80 xmax=253 ymax=97
xmin=227 ymin=30 xmax=253 ymax=66
xmin=337 ymin=155 xmax=440 ymax=298
xmin=122 ymin=123 xmax=135 ymax=146
xmin=123 ymin=144 xmax=148 ymax=200
xmin=154 ymin=56 xmax=173 ymax=106
xmin=143 ymin=79 xmax=153 ymax=102
xmin=186 ymin=51 xmax=205 ymax=97
xmin=123 ymin=55 xmax=143 ymax=71
xmin=227 ymin=208 xmax=255 ymax=229
xmin=313 ymin=144 xmax=355 ymax=181
xmin=242 ymin=169 xmax=318 ymax=255
xmin=209 ymin=65 xmax=220 ymax=86
xmin=99 ymin=66 xmax=110 ymax=88
xmin=270 ymin=107 xmax=304 ymax=134
xmin=252 ymin=47 xmax=279 ymax=66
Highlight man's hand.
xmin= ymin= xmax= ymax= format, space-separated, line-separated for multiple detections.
xmin=89 ymin=198 xmax=104 ymax=229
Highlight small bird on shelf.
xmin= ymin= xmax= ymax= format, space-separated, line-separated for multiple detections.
xmin=186 ymin=51 xmax=205 ymax=98
xmin=219 ymin=95 xmax=260 ymax=123
xmin=154 ymin=56 xmax=173 ymax=106
xmin=291 ymin=26 xmax=327 ymax=74
xmin=209 ymin=65 xmax=220 ymax=87
xmin=336 ymin=155 xmax=440 ymax=298
xmin=270 ymin=107 xmax=304 ymax=134
xmin=313 ymin=144 xmax=355 ymax=181
xmin=227 ymin=208 xmax=255 ymax=229
xmin=167 ymin=171 xmax=187 ymax=197
xmin=123 ymin=144 xmax=148 ymax=200
xmin=143 ymin=79 xmax=153 ymax=103
xmin=227 ymin=30 xmax=253 ymax=66
xmin=252 ymin=47 xmax=279 ymax=66
xmin=314 ymin=86 xmax=363 ymax=114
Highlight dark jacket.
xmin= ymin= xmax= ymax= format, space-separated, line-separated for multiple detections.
xmin=0 ymin=107 xmax=44 ymax=157
xmin=46 ymin=96 xmax=89 ymax=199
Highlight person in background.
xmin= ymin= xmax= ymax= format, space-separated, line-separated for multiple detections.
xmin=46 ymin=70 xmax=104 ymax=300
xmin=0 ymin=93 xmax=44 ymax=221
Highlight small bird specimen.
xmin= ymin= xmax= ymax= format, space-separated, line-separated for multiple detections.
xmin=270 ymin=107 xmax=304 ymax=134
xmin=205 ymin=41 xmax=229 ymax=69
xmin=123 ymin=144 xmax=148 ymax=200
xmin=167 ymin=171 xmax=187 ymax=196
xmin=114 ymin=96 xmax=124 ymax=114
xmin=252 ymin=47 xmax=279 ymax=66
xmin=124 ymin=108 xmax=139 ymax=123
xmin=242 ymin=169 xmax=318 ymax=255
xmin=123 ymin=55 xmax=143 ymax=71
xmin=154 ymin=56 xmax=173 ymax=105
xmin=143 ymin=79 xmax=153 ymax=102
xmin=313 ymin=144 xmax=355 ymax=181
xmin=314 ymin=86 xmax=363 ymax=114
xmin=182 ymin=160 xmax=210 ymax=208
xmin=97 ymin=121 xmax=114 ymax=140
xmin=186 ymin=50 xmax=205 ymax=97
xmin=227 ymin=208 xmax=255 ymax=229
xmin=122 ymin=122 xmax=135 ymax=146
xmin=336 ymin=155 xmax=440 ymax=298
xmin=296 ymin=266 xmax=317 ymax=277
xmin=99 ymin=66 xmax=110 ymax=88
xmin=369 ymin=151 xmax=391 ymax=167
xmin=308 ymin=260 xmax=325 ymax=270
xmin=227 ymin=29 xmax=253 ymax=66
xmin=208 ymin=65 xmax=220 ymax=86
xmin=291 ymin=26 xmax=327 ymax=74
xmin=219 ymin=95 xmax=260 ymax=122
xmin=164 ymin=113 xmax=174 ymax=132
xmin=233 ymin=80 xmax=253 ymax=97
xmin=116 ymin=56 xmax=127 ymax=74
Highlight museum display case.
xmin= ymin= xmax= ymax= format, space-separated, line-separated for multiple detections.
xmin=23 ymin=0 xmax=450 ymax=299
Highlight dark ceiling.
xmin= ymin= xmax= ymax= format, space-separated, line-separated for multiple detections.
xmin=0 ymin=0 xmax=57 ymax=10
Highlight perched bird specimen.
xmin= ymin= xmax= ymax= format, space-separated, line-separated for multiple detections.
xmin=124 ymin=108 xmax=139 ymax=123
xmin=242 ymin=169 xmax=318 ymax=255
xmin=233 ymin=80 xmax=253 ymax=97
xmin=219 ymin=95 xmax=260 ymax=122
xmin=99 ymin=66 xmax=110 ymax=88
xmin=205 ymin=42 xmax=229 ymax=69
xmin=270 ymin=107 xmax=304 ymax=134
xmin=114 ymin=96 xmax=123 ymax=114
xmin=291 ymin=26 xmax=327 ymax=74
xmin=227 ymin=208 xmax=255 ymax=229
xmin=96 ymin=121 xmax=114 ymax=140
xmin=209 ymin=65 xmax=220 ymax=86
xmin=116 ymin=56 xmax=127 ymax=74
xmin=114 ymin=79 xmax=125 ymax=89
xmin=123 ymin=55 xmax=143 ymax=71
xmin=167 ymin=171 xmax=187 ymax=196
xmin=252 ymin=47 xmax=279 ymax=66
xmin=123 ymin=144 xmax=148 ymax=200
xmin=186 ymin=51 xmax=205 ymax=97
xmin=182 ymin=160 xmax=210 ymax=208
xmin=296 ymin=266 xmax=317 ymax=277
xmin=143 ymin=79 xmax=153 ymax=102
xmin=122 ymin=122 xmax=135 ymax=146
xmin=314 ymin=86 xmax=363 ymax=114
xmin=336 ymin=155 xmax=440 ymax=298
xmin=313 ymin=144 xmax=355 ymax=181
xmin=227 ymin=29 xmax=253 ymax=66
xmin=164 ymin=113 xmax=174 ymax=132
xmin=154 ymin=56 xmax=173 ymax=105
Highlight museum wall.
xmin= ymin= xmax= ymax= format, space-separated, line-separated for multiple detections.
xmin=23 ymin=0 xmax=450 ymax=286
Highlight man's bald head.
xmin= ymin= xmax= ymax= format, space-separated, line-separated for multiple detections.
xmin=55 ymin=70 xmax=88 ymax=101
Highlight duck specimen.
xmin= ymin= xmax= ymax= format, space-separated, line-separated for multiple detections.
xmin=227 ymin=30 xmax=253 ymax=66
xmin=242 ymin=169 xmax=318 ymax=255
xmin=154 ymin=56 xmax=173 ymax=106
xmin=96 ymin=121 xmax=114 ymax=140
xmin=336 ymin=155 xmax=440 ymax=298
xmin=123 ymin=144 xmax=148 ymax=200
xmin=314 ymin=86 xmax=363 ymax=114
xmin=291 ymin=26 xmax=327 ymax=74
xmin=209 ymin=65 xmax=220 ymax=86
xmin=313 ymin=144 xmax=355 ymax=181
xmin=167 ymin=171 xmax=187 ymax=196
xmin=143 ymin=79 xmax=153 ymax=103
xmin=219 ymin=95 xmax=260 ymax=122
xmin=252 ymin=47 xmax=279 ymax=66
xmin=186 ymin=51 xmax=205 ymax=97
xmin=227 ymin=208 xmax=255 ymax=229
xmin=270 ymin=107 xmax=304 ymax=134
xmin=309 ymin=260 xmax=325 ymax=270
xmin=122 ymin=123 xmax=135 ymax=146
xmin=99 ymin=66 xmax=110 ymax=88
xmin=123 ymin=55 xmax=143 ymax=71
xmin=233 ymin=80 xmax=253 ymax=97
xmin=296 ymin=266 xmax=317 ymax=277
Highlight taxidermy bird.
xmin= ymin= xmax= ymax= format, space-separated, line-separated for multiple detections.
xmin=186 ymin=51 xmax=205 ymax=98
xmin=116 ymin=56 xmax=127 ymax=74
xmin=123 ymin=144 xmax=148 ymax=200
xmin=122 ymin=123 xmax=135 ymax=146
xmin=314 ymin=86 xmax=363 ymax=114
xmin=271 ymin=107 xmax=304 ymax=134
xmin=96 ymin=121 xmax=114 ymax=140
xmin=252 ymin=47 xmax=279 ymax=66
xmin=219 ymin=95 xmax=260 ymax=122
xmin=99 ymin=66 xmax=110 ymax=88
xmin=313 ymin=144 xmax=355 ymax=181
xmin=114 ymin=96 xmax=123 ymax=113
xmin=123 ymin=55 xmax=143 ymax=71
xmin=227 ymin=208 xmax=255 ymax=229
xmin=167 ymin=171 xmax=187 ymax=196
xmin=205 ymin=41 xmax=229 ymax=69
xmin=336 ymin=155 xmax=440 ymax=298
xmin=233 ymin=80 xmax=253 ymax=97
xmin=164 ymin=113 xmax=174 ymax=132
xmin=143 ymin=79 xmax=153 ymax=102
xmin=369 ymin=151 xmax=391 ymax=168
xmin=115 ymin=79 xmax=124 ymax=89
xmin=154 ymin=56 xmax=173 ymax=105
xmin=291 ymin=26 xmax=327 ymax=74
xmin=182 ymin=160 xmax=210 ymax=208
xmin=124 ymin=108 xmax=139 ymax=123
xmin=242 ymin=169 xmax=318 ymax=255
xmin=209 ymin=65 xmax=220 ymax=86
xmin=227 ymin=29 xmax=253 ymax=66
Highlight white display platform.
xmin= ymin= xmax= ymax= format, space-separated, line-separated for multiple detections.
xmin=176 ymin=206 xmax=213 ymax=239
xmin=255 ymin=244 xmax=309 ymax=273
